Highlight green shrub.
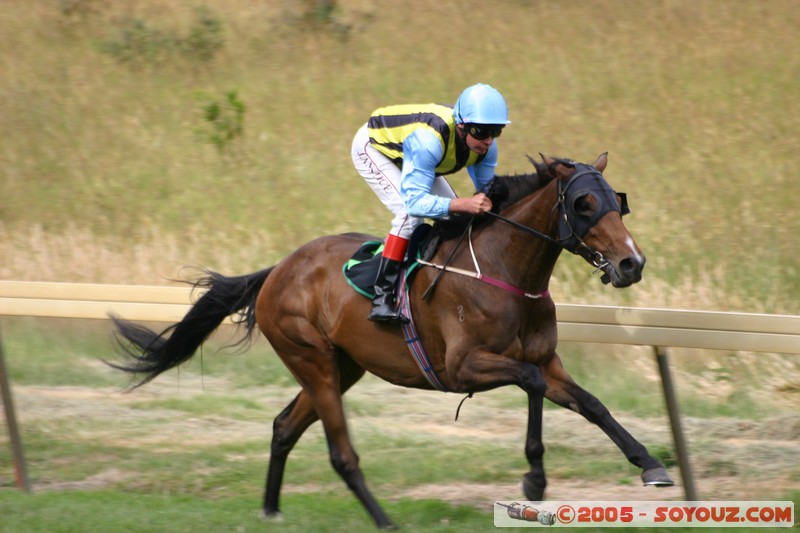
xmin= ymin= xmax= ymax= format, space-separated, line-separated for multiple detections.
xmin=180 ymin=7 xmax=224 ymax=63
xmin=199 ymin=89 xmax=246 ymax=154
xmin=100 ymin=7 xmax=224 ymax=66
xmin=100 ymin=16 xmax=177 ymax=65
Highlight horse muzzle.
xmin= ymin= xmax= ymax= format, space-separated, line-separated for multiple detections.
xmin=601 ymin=254 xmax=646 ymax=288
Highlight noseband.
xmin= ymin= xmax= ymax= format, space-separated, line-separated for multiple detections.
xmin=486 ymin=163 xmax=629 ymax=269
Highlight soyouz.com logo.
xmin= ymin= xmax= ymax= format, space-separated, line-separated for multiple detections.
xmin=493 ymin=501 xmax=795 ymax=527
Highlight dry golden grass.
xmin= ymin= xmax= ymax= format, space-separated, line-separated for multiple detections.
xmin=2 ymin=0 xmax=798 ymax=314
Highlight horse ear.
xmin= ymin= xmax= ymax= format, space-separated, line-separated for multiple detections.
xmin=594 ymin=152 xmax=608 ymax=172
xmin=533 ymin=153 xmax=553 ymax=177
xmin=540 ymin=153 xmax=574 ymax=179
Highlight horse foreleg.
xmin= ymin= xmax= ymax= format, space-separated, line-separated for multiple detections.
xmin=449 ymin=349 xmax=549 ymax=501
xmin=522 ymin=384 xmax=548 ymax=501
xmin=542 ymin=353 xmax=674 ymax=487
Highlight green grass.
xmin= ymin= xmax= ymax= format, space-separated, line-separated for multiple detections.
xmin=2 ymin=317 xmax=794 ymax=422
xmin=1 ymin=318 xmax=798 ymax=530
xmin=0 ymin=491 xmax=496 ymax=533
xmin=129 ymin=394 xmax=266 ymax=420
xmin=2 ymin=491 xmax=796 ymax=532
xmin=1 ymin=319 xmax=121 ymax=388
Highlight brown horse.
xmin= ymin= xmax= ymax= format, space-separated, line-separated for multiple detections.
xmin=110 ymin=153 xmax=673 ymax=529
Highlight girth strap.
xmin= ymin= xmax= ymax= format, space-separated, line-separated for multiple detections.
xmin=416 ymin=258 xmax=551 ymax=300
xmin=398 ymin=277 xmax=449 ymax=392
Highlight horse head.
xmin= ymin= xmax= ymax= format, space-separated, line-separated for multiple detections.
xmin=534 ymin=153 xmax=645 ymax=288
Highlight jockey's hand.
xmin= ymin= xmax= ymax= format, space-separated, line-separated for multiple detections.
xmin=449 ymin=193 xmax=493 ymax=215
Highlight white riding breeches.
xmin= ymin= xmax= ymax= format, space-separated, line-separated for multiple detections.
xmin=351 ymin=124 xmax=456 ymax=240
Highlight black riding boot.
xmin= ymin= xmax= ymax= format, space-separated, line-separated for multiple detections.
xmin=368 ymin=256 xmax=407 ymax=323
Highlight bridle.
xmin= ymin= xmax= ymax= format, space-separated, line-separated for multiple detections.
xmin=419 ymin=162 xmax=630 ymax=298
xmin=486 ymin=163 xmax=628 ymax=270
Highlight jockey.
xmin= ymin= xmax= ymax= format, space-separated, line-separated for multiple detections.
xmin=352 ymin=83 xmax=511 ymax=322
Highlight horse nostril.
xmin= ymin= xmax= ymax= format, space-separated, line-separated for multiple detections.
xmin=619 ymin=257 xmax=641 ymax=277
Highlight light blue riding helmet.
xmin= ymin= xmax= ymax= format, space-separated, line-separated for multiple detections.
xmin=453 ymin=83 xmax=511 ymax=125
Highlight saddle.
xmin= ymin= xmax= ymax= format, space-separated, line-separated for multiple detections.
xmin=343 ymin=224 xmax=437 ymax=298
xmin=342 ymin=223 xmax=449 ymax=392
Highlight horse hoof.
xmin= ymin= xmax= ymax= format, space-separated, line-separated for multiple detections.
xmin=641 ymin=467 xmax=675 ymax=487
xmin=522 ymin=473 xmax=546 ymax=501
xmin=261 ymin=510 xmax=284 ymax=521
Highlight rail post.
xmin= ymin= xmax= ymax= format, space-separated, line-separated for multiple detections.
xmin=654 ymin=345 xmax=697 ymax=500
xmin=0 ymin=325 xmax=31 ymax=492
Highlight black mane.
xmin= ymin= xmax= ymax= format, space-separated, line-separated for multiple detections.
xmin=487 ymin=171 xmax=545 ymax=211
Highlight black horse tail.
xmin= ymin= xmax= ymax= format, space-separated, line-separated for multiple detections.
xmin=107 ymin=267 xmax=273 ymax=389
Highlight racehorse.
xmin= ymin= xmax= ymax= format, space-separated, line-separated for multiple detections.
xmin=110 ymin=153 xmax=674 ymax=529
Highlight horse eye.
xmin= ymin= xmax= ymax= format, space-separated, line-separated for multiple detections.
xmin=573 ymin=194 xmax=595 ymax=216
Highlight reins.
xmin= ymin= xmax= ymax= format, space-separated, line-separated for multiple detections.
xmin=483 ymin=210 xmax=559 ymax=246
xmin=419 ymin=166 xmax=614 ymax=299
xmin=486 ymin=207 xmax=608 ymax=270
xmin=417 ymin=222 xmax=551 ymax=301
xmin=420 ymin=216 xmax=474 ymax=300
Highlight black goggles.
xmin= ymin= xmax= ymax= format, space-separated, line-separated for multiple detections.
xmin=465 ymin=123 xmax=504 ymax=140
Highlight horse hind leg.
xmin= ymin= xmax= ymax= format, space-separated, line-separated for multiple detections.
xmin=263 ymin=355 xmax=370 ymax=519
xmin=542 ymin=354 xmax=674 ymax=487
xmin=264 ymin=345 xmax=392 ymax=527
xmin=263 ymin=391 xmax=317 ymax=519
xmin=313 ymin=373 xmax=393 ymax=529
